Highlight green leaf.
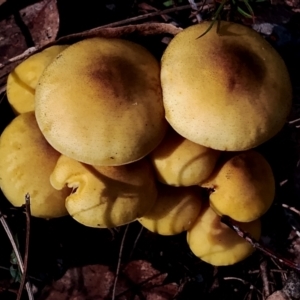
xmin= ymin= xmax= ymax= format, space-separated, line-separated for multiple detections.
xmin=10 ymin=265 xmax=22 ymax=283
xmin=237 ymin=6 xmax=253 ymax=18
xmin=163 ymin=0 xmax=174 ymax=7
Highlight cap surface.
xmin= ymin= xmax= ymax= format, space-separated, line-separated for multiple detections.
xmin=50 ymin=155 xmax=157 ymax=228
xmin=7 ymin=45 xmax=68 ymax=115
xmin=0 ymin=112 xmax=70 ymax=218
xmin=187 ymin=205 xmax=261 ymax=266
xmin=35 ymin=37 xmax=167 ymax=166
xmin=138 ymin=184 xmax=203 ymax=235
xmin=161 ymin=21 xmax=292 ymax=150
xmin=151 ymin=129 xmax=220 ymax=186
xmin=201 ymin=150 xmax=275 ymax=222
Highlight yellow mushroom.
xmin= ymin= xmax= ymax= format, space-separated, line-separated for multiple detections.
xmin=35 ymin=37 xmax=167 ymax=166
xmin=150 ymin=129 xmax=220 ymax=186
xmin=138 ymin=183 xmax=203 ymax=235
xmin=201 ymin=150 xmax=275 ymax=222
xmin=0 ymin=112 xmax=70 ymax=218
xmin=50 ymin=155 xmax=157 ymax=228
xmin=161 ymin=21 xmax=292 ymax=151
xmin=6 ymin=45 xmax=68 ymax=115
xmin=187 ymin=205 xmax=261 ymax=266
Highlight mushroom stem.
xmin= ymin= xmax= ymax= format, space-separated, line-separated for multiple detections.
xmin=221 ymin=215 xmax=300 ymax=272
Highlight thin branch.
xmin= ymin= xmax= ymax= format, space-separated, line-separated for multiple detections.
xmin=289 ymin=118 xmax=300 ymax=124
xmin=97 ymin=1 xmax=213 ymax=29
xmin=282 ymin=203 xmax=300 ymax=218
xmin=112 ymin=224 xmax=130 ymax=300
xmin=16 ymin=194 xmax=31 ymax=300
xmin=223 ymin=276 xmax=262 ymax=295
xmin=0 ymin=22 xmax=182 ymax=89
xmin=129 ymin=225 xmax=144 ymax=260
xmin=0 ymin=206 xmax=34 ymax=300
xmin=221 ymin=216 xmax=300 ymax=272
xmin=260 ymin=260 xmax=271 ymax=298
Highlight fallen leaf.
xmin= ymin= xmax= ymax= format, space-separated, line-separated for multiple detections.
xmin=20 ymin=0 xmax=59 ymax=47
xmin=39 ymin=261 xmax=179 ymax=300
xmin=266 ymin=291 xmax=290 ymax=300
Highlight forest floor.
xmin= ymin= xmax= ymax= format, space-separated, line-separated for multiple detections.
xmin=1 ymin=0 xmax=300 ymax=299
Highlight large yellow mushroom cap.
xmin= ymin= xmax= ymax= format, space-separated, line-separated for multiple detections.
xmin=0 ymin=112 xmax=70 ymax=218
xmin=187 ymin=205 xmax=261 ymax=266
xmin=201 ymin=150 xmax=275 ymax=222
xmin=161 ymin=21 xmax=292 ymax=151
xmin=50 ymin=155 xmax=157 ymax=228
xmin=150 ymin=129 xmax=220 ymax=186
xmin=6 ymin=45 xmax=68 ymax=115
xmin=35 ymin=37 xmax=167 ymax=166
xmin=138 ymin=184 xmax=203 ymax=235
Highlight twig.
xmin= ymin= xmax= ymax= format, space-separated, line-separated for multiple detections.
xmin=260 ymin=260 xmax=271 ymax=298
xmin=188 ymin=0 xmax=203 ymax=22
xmin=112 ymin=224 xmax=129 ymax=300
xmin=128 ymin=225 xmax=144 ymax=260
xmin=0 ymin=22 xmax=182 ymax=89
xmin=16 ymin=194 xmax=31 ymax=300
xmin=97 ymin=1 xmax=213 ymax=29
xmin=282 ymin=203 xmax=300 ymax=218
xmin=289 ymin=118 xmax=300 ymax=124
xmin=0 ymin=205 xmax=34 ymax=300
xmin=223 ymin=277 xmax=262 ymax=295
xmin=0 ymin=90 xmax=6 ymax=103
xmin=221 ymin=216 xmax=300 ymax=272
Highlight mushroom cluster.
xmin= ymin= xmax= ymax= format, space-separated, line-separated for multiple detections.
xmin=0 ymin=20 xmax=292 ymax=267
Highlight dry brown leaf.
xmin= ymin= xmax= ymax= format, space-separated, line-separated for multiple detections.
xmin=123 ymin=260 xmax=179 ymax=300
xmin=39 ymin=261 xmax=179 ymax=300
xmin=19 ymin=0 xmax=59 ymax=47
xmin=266 ymin=291 xmax=290 ymax=300
xmin=38 ymin=265 xmax=130 ymax=300
xmin=266 ymin=272 xmax=300 ymax=300
xmin=0 ymin=22 xmax=181 ymax=91
xmin=0 ymin=0 xmax=59 ymax=88
xmin=0 ymin=16 xmax=27 ymax=64
xmin=0 ymin=0 xmax=59 ymax=64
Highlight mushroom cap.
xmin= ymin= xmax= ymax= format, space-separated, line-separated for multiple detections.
xmin=201 ymin=150 xmax=275 ymax=222
xmin=187 ymin=205 xmax=261 ymax=266
xmin=50 ymin=155 xmax=157 ymax=228
xmin=0 ymin=112 xmax=70 ymax=218
xmin=35 ymin=37 xmax=167 ymax=166
xmin=161 ymin=21 xmax=292 ymax=151
xmin=150 ymin=129 xmax=220 ymax=186
xmin=138 ymin=184 xmax=203 ymax=235
xmin=7 ymin=45 xmax=68 ymax=115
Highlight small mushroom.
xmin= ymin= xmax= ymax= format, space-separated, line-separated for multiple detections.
xmin=201 ymin=150 xmax=275 ymax=222
xmin=35 ymin=37 xmax=167 ymax=166
xmin=187 ymin=204 xmax=261 ymax=266
xmin=138 ymin=183 xmax=203 ymax=235
xmin=0 ymin=112 xmax=70 ymax=218
xmin=150 ymin=129 xmax=220 ymax=186
xmin=161 ymin=21 xmax=292 ymax=151
xmin=6 ymin=45 xmax=68 ymax=115
xmin=50 ymin=155 xmax=157 ymax=228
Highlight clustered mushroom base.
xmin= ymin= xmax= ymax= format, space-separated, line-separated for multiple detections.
xmin=0 ymin=20 xmax=292 ymax=267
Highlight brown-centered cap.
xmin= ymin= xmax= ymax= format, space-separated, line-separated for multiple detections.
xmin=161 ymin=21 xmax=292 ymax=151
xmin=35 ymin=37 xmax=167 ymax=166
